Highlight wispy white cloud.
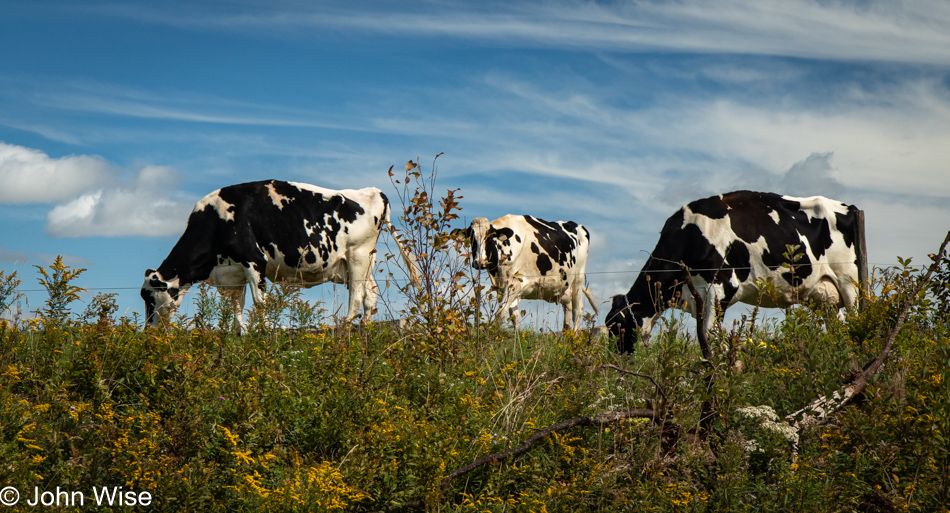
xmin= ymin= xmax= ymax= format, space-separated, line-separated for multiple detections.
xmin=672 ymin=83 xmax=950 ymax=201
xmin=45 ymin=165 xmax=194 ymax=238
xmin=0 ymin=142 xmax=117 ymax=204
xmin=11 ymin=60 xmax=946 ymax=215
xmin=91 ymin=0 xmax=950 ymax=65
xmin=0 ymin=119 xmax=84 ymax=146
xmin=0 ymin=248 xmax=91 ymax=268
xmin=25 ymin=80 xmax=370 ymax=131
xmin=461 ymin=72 xmax=950 ymax=202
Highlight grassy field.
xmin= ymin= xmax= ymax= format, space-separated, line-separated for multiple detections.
xmin=2 ymin=252 xmax=950 ymax=512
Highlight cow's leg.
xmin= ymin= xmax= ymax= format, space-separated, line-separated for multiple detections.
xmin=560 ymin=294 xmax=579 ymax=331
xmin=243 ymin=261 xmax=268 ymax=306
xmin=240 ymin=261 xmax=274 ymax=330
xmin=702 ymin=283 xmax=724 ymax=333
xmin=562 ymin=301 xmax=572 ymax=331
xmin=838 ymin=276 xmax=859 ymax=320
xmin=346 ymin=252 xmax=374 ymax=323
xmin=208 ymin=265 xmax=248 ymax=333
xmin=345 ymin=272 xmax=364 ymax=323
xmin=682 ymin=279 xmax=722 ymax=333
xmin=210 ymin=283 xmax=246 ymax=332
xmin=232 ymin=285 xmax=247 ymax=332
xmin=496 ymin=282 xmax=522 ymax=330
xmin=507 ymin=297 xmax=523 ymax=331
xmin=361 ymin=248 xmax=380 ymax=322
xmin=568 ymin=284 xmax=585 ymax=331
xmin=362 ymin=275 xmax=379 ymax=322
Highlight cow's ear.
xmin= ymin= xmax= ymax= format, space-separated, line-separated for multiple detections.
xmin=448 ymin=228 xmax=466 ymax=241
xmin=494 ymin=232 xmax=508 ymax=243
xmin=465 ymin=227 xmax=473 ymax=239
xmin=145 ymin=268 xmax=156 ymax=277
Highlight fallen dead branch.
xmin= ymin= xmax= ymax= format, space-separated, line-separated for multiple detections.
xmin=440 ymin=408 xmax=658 ymax=493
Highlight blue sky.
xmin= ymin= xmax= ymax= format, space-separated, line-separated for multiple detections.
xmin=2 ymin=0 xmax=949 ymax=326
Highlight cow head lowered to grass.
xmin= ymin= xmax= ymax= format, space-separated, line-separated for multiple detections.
xmin=455 ymin=214 xmax=598 ymax=331
xmin=141 ymin=179 xmax=420 ymax=328
xmin=606 ymin=191 xmax=862 ymax=353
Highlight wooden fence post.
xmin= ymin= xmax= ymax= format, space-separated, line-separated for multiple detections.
xmin=855 ymin=209 xmax=869 ymax=311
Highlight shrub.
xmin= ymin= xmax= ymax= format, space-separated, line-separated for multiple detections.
xmin=385 ymin=155 xmax=494 ymax=363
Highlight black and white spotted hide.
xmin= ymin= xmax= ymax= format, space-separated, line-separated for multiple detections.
xmin=462 ymin=215 xmax=598 ymax=330
xmin=141 ymin=180 xmax=420 ymax=328
xmin=606 ymin=191 xmax=862 ymax=353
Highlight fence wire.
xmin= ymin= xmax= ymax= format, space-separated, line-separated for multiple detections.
xmin=5 ymin=260 xmax=922 ymax=294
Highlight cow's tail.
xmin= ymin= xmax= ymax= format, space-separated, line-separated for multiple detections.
xmin=381 ymin=200 xmax=422 ymax=288
xmin=583 ymin=285 xmax=599 ymax=317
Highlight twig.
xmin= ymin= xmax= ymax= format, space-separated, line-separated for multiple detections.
xmin=602 ymin=363 xmax=669 ymax=406
xmin=676 ymin=262 xmax=717 ymax=438
xmin=371 ymin=499 xmax=424 ymax=512
xmin=675 ymin=261 xmax=712 ymax=361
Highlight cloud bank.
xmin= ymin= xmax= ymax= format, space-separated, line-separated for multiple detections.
xmin=0 ymin=142 xmax=117 ymax=204
xmin=0 ymin=142 xmax=193 ymax=237
xmin=46 ymin=165 xmax=193 ymax=238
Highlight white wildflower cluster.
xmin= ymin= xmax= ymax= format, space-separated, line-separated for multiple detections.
xmin=768 ymin=421 xmax=800 ymax=446
xmin=487 ymin=432 xmax=509 ymax=445
xmin=737 ymin=405 xmax=800 ymax=446
xmin=588 ymin=391 xmax=617 ymax=411
xmin=737 ymin=405 xmax=779 ymax=422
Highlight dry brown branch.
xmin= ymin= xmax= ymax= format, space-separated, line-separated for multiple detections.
xmin=372 ymin=499 xmax=425 ymax=512
xmin=602 ymin=363 xmax=669 ymax=406
xmin=787 ymin=231 xmax=950 ymax=429
xmin=440 ymin=408 xmax=657 ymax=494
xmin=675 ymin=261 xmax=717 ymax=438
xmin=675 ymin=261 xmax=712 ymax=360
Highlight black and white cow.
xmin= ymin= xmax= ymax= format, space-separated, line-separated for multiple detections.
xmin=459 ymin=215 xmax=597 ymax=330
xmin=606 ymin=191 xmax=861 ymax=353
xmin=141 ymin=180 xmax=420 ymax=327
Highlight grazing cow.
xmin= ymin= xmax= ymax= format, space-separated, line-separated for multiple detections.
xmin=606 ymin=191 xmax=861 ymax=353
xmin=141 ymin=180 xmax=420 ymax=328
xmin=458 ymin=215 xmax=598 ymax=330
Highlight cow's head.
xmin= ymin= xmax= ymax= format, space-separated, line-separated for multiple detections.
xmin=606 ymin=294 xmax=658 ymax=353
xmin=140 ymin=269 xmax=183 ymax=327
xmin=606 ymin=294 xmax=637 ymax=353
xmin=474 ymin=218 xmax=518 ymax=272
xmin=451 ymin=218 xmax=495 ymax=271
xmin=465 ymin=217 xmax=494 ymax=270
xmin=450 ymin=217 xmax=516 ymax=272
